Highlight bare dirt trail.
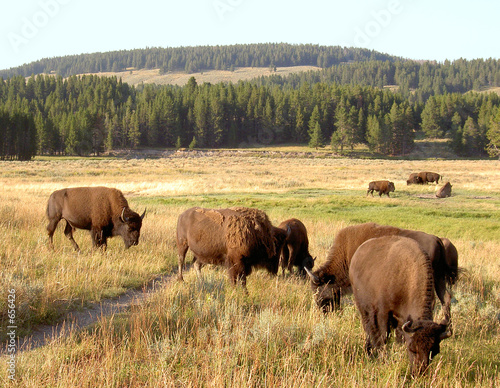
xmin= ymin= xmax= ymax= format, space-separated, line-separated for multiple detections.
xmin=5 ymin=272 xmax=177 ymax=354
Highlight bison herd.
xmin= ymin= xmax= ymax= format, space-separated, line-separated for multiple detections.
xmin=367 ymin=171 xmax=452 ymax=198
xmin=45 ymin=186 xmax=461 ymax=377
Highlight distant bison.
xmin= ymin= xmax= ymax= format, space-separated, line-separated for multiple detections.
xmin=436 ymin=182 xmax=452 ymax=198
xmin=418 ymin=172 xmax=441 ymax=184
xmin=367 ymin=180 xmax=395 ymax=197
xmin=46 ymin=187 xmax=145 ymax=251
xmin=277 ymin=218 xmax=315 ymax=276
xmin=176 ymin=207 xmax=287 ymax=289
xmin=407 ymin=173 xmax=423 ymax=185
xmin=349 ymin=236 xmax=452 ymax=376
xmin=305 ymin=222 xmax=458 ymax=314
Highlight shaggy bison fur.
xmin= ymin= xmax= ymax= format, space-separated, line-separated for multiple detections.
xmin=46 ymin=186 xmax=145 ymax=251
xmin=306 ymin=222 xmax=459 ymax=314
xmin=436 ymin=182 xmax=452 ymax=198
xmin=277 ymin=218 xmax=315 ymax=276
xmin=367 ymin=180 xmax=395 ymax=197
xmin=349 ymin=236 xmax=452 ymax=376
xmin=176 ymin=207 xmax=287 ymax=289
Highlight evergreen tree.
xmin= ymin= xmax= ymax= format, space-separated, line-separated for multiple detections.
xmin=486 ymin=108 xmax=500 ymax=158
xmin=421 ymin=97 xmax=443 ymax=138
xmin=309 ymin=122 xmax=324 ymax=149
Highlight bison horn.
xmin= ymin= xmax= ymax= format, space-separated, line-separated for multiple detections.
xmin=140 ymin=208 xmax=146 ymax=220
xmin=440 ymin=328 xmax=453 ymax=340
xmin=120 ymin=207 xmax=129 ymax=223
xmin=402 ymin=320 xmax=415 ymax=335
xmin=305 ymin=267 xmax=320 ymax=284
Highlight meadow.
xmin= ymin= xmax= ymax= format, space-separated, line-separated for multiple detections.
xmin=0 ymin=151 xmax=499 ymax=387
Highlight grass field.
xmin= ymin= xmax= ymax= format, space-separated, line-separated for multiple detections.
xmin=0 ymin=151 xmax=499 ymax=386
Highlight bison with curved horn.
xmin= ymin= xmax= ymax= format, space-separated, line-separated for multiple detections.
xmin=46 ymin=187 xmax=145 ymax=251
xmin=305 ymin=222 xmax=459 ymax=314
xmin=176 ymin=207 xmax=287 ymax=290
xmin=349 ymin=236 xmax=452 ymax=376
xmin=277 ymin=218 xmax=315 ymax=277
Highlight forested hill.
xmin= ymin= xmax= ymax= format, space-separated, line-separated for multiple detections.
xmin=0 ymin=44 xmax=397 ymax=78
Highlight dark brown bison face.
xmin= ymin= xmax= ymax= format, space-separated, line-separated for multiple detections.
xmin=388 ymin=182 xmax=395 ymax=192
xmin=117 ymin=207 xmax=146 ymax=248
xmin=402 ymin=317 xmax=452 ymax=376
xmin=305 ymin=268 xmax=338 ymax=313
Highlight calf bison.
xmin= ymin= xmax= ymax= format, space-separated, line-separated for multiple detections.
xmin=176 ymin=207 xmax=287 ymax=289
xmin=366 ymin=180 xmax=395 ymax=197
xmin=406 ymin=173 xmax=423 ymax=185
xmin=350 ymin=236 xmax=452 ymax=376
xmin=305 ymin=222 xmax=458 ymax=314
xmin=418 ymin=171 xmax=441 ymax=184
xmin=46 ymin=186 xmax=145 ymax=251
xmin=277 ymin=218 xmax=315 ymax=276
xmin=436 ymin=182 xmax=452 ymax=198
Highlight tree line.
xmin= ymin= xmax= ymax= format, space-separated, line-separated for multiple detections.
xmin=1 ymin=73 xmax=499 ymax=160
xmin=0 ymin=44 xmax=395 ymax=78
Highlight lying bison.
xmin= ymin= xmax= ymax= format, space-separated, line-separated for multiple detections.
xmin=305 ymin=222 xmax=458 ymax=314
xmin=277 ymin=218 xmax=315 ymax=276
xmin=366 ymin=180 xmax=395 ymax=197
xmin=436 ymin=182 xmax=452 ymax=198
xmin=407 ymin=173 xmax=423 ymax=185
xmin=176 ymin=207 xmax=287 ymax=289
xmin=350 ymin=235 xmax=452 ymax=376
xmin=46 ymin=186 xmax=145 ymax=251
xmin=418 ymin=171 xmax=441 ymax=184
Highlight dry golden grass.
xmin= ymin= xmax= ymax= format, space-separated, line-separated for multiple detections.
xmin=0 ymin=153 xmax=499 ymax=386
xmin=84 ymin=66 xmax=321 ymax=86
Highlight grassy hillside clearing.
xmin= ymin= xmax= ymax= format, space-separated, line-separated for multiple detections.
xmin=84 ymin=66 xmax=321 ymax=86
xmin=0 ymin=153 xmax=499 ymax=386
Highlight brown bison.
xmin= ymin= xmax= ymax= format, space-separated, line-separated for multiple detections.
xmin=46 ymin=187 xmax=145 ymax=251
xmin=406 ymin=173 xmax=423 ymax=185
xmin=436 ymin=182 xmax=452 ymax=198
xmin=277 ymin=218 xmax=315 ymax=276
xmin=349 ymin=236 xmax=452 ymax=376
xmin=176 ymin=207 xmax=287 ymax=289
xmin=418 ymin=171 xmax=441 ymax=184
xmin=366 ymin=180 xmax=395 ymax=197
xmin=441 ymin=237 xmax=460 ymax=286
xmin=305 ymin=222 xmax=458 ymax=314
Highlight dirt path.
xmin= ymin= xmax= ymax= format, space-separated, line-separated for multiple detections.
xmin=8 ymin=272 xmax=177 ymax=354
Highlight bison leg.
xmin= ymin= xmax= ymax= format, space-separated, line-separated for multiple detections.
xmin=47 ymin=217 xmax=60 ymax=250
xmin=367 ymin=189 xmax=373 ymax=196
xmin=193 ymin=258 xmax=204 ymax=277
xmin=287 ymin=245 xmax=297 ymax=275
xmin=64 ymin=221 xmax=80 ymax=251
xmin=228 ymin=260 xmax=247 ymax=290
xmin=91 ymin=228 xmax=106 ymax=250
xmin=177 ymin=241 xmax=189 ymax=282
xmin=279 ymin=245 xmax=289 ymax=276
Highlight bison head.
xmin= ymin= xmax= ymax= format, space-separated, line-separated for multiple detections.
xmin=116 ymin=207 xmax=146 ymax=248
xmin=305 ymin=268 xmax=339 ymax=313
xmin=402 ymin=315 xmax=452 ymax=376
xmin=388 ymin=181 xmax=395 ymax=192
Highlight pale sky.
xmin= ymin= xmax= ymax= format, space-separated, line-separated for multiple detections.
xmin=1 ymin=0 xmax=498 ymax=71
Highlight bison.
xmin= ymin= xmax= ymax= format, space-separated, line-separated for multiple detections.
xmin=366 ymin=180 xmax=395 ymax=197
xmin=418 ymin=171 xmax=441 ymax=184
xmin=305 ymin=222 xmax=458 ymax=314
xmin=46 ymin=187 xmax=145 ymax=251
xmin=436 ymin=182 xmax=452 ymax=198
xmin=176 ymin=207 xmax=287 ymax=289
xmin=349 ymin=236 xmax=452 ymax=376
xmin=277 ymin=218 xmax=315 ymax=276
xmin=406 ymin=173 xmax=423 ymax=185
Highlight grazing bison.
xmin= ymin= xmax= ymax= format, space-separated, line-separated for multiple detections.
xmin=366 ymin=180 xmax=395 ymax=197
xmin=305 ymin=222 xmax=457 ymax=314
xmin=406 ymin=173 xmax=423 ymax=185
xmin=436 ymin=182 xmax=452 ymax=198
xmin=349 ymin=236 xmax=452 ymax=376
xmin=277 ymin=218 xmax=315 ymax=276
xmin=418 ymin=172 xmax=441 ymax=184
xmin=46 ymin=187 xmax=145 ymax=251
xmin=176 ymin=207 xmax=287 ymax=289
